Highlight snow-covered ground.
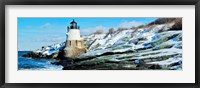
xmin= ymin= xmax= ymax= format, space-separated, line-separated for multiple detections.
xmin=81 ymin=23 xmax=182 ymax=69
xmin=32 ymin=22 xmax=182 ymax=70
xmin=34 ymin=42 xmax=65 ymax=55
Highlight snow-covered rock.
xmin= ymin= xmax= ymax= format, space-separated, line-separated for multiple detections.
xmin=33 ymin=42 xmax=65 ymax=56
xmin=25 ymin=20 xmax=182 ymax=70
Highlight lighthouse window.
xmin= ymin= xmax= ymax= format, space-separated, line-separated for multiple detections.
xmin=69 ymin=41 xmax=71 ymax=46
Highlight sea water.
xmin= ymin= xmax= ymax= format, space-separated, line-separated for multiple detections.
xmin=18 ymin=51 xmax=63 ymax=70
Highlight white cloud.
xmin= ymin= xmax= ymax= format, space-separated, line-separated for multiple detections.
xmin=80 ymin=21 xmax=144 ymax=35
xmin=32 ymin=35 xmax=64 ymax=42
xmin=49 ymin=35 xmax=63 ymax=42
xmin=41 ymin=23 xmax=51 ymax=28
xmin=81 ymin=25 xmax=108 ymax=35
xmin=119 ymin=21 xmax=144 ymax=28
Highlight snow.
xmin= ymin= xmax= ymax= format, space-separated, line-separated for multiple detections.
xmin=87 ymin=26 xmax=182 ymax=53
xmin=88 ymin=30 xmax=133 ymax=50
xmin=134 ymin=44 xmax=144 ymax=49
xmin=161 ymin=39 xmax=181 ymax=46
xmin=33 ymin=42 xmax=65 ymax=55
xmin=31 ymin=22 xmax=182 ymax=70
xmin=147 ymin=57 xmax=182 ymax=66
xmin=112 ymin=48 xmax=132 ymax=53
xmin=139 ymin=48 xmax=182 ymax=56
xmin=104 ymin=30 xmax=130 ymax=47
xmin=80 ymin=23 xmax=182 ymax=68
xmin=156 ymin=31 xmax=182 ymax=37
xmin=129 ymin=48 xmax=182 ymax=61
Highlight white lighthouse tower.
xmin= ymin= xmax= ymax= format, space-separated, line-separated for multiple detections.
xmin=63 ymin=19 xmax=86 ymax=58
xmin=66 ymin=19 xmax=81 ymax=41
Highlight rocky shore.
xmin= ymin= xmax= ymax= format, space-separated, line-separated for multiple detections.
xmin=22 ymin=18 xmax=182 ymax=70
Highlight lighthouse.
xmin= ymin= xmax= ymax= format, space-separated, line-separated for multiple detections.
xmin=63 ymin=19 xmax=87 ymax=58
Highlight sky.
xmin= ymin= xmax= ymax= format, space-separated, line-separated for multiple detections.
xmin=18 ymin=17 xmax=157 ymax=51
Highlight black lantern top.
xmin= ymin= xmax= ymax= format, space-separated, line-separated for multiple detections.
xmin=70 ymin=19 xmax=77 ymax=24
xmin=68 ymin=19 xmax=80 ymax=29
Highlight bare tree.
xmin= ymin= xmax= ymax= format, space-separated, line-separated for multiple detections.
xmin=171 ymin=18 xmax=182 ymax=30
xmin=94 ymin=29 xmax=104 ymax=34
xmin=108 ymin=28 xmax=114 ymax=34
xmin=137 ymin=25 xmax=145 ymax=29
xmin=117 ymin=28 xmax=124 ymax=32
xmin=131 ymin=26 xmax=136 ymax=29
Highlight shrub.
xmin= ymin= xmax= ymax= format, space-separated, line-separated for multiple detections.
xmin=94 ymin=29 xmax=104 ymax=34
xmin=148 ymin=18 xmax=177 ymax=25
xmin=108 ymin=28 xmax=114 ymax=34
xmin=117 ymin=28 xmax=127 ymax=32
xmin=170 ymin=18 xmax=182 ymax=30
xmin=137 ymin=25 xmax=145 ymax=29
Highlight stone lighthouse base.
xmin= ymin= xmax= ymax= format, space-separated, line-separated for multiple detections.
xmin=63 ymin=47 xmax=87 ymax=58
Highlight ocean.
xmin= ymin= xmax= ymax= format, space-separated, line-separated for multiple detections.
xmin=18 ymin=51 xmax=63 ymax=70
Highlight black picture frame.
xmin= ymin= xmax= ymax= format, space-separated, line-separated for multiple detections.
xmin=0 ymin=0 xmax=199 ymax=88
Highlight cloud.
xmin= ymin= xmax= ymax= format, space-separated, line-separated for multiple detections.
xmin=79 ymin=21 xmax=144 ymax=35
xmin=41 ymin=23 xmax=51 ymax=28
xmin=49 ymin=35 xmax=63 ymax=42
xmin=32 ymin=35 xmax=64 ymax=42
xmin=119 ymin=21 xmax=144 ymax=28
xmin=81 ymin=25 xmax=108 ymax=35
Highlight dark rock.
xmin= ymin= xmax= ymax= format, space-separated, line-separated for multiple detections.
xmin=22 ymin=51 xmax=59 ymax=59
xmin=148 ymin=64 xmax=162 ymax=69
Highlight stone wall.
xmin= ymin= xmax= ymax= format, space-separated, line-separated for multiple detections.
xmin=66 ymin=40 xmax=85 ymax=48
xmin=63 ymin=40 xmax=87 ymax=58
xmin=63 ymin=47 xmax=87 ymax=58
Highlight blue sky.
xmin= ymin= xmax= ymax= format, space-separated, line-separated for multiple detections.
xmin=18 ymin=17 xmax=157 ymax=51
